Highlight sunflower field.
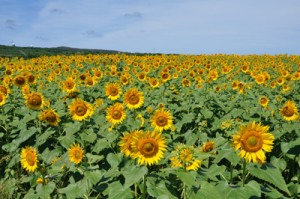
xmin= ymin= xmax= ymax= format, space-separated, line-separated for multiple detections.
xmin=0 ymin=54 xmax=299 ymax=199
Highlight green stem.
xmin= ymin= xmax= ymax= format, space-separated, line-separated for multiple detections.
xmin=141 ymin=175 xmax=147 ymax=199
xmin=229 ymin=164 xmax=234 ymax=184
xmin=182 ymin=183 xmax=187 ymax=199
xmin=242 ymin=159 xmax=247 ymax=187
xmin=134 ymin=183 xmax=138 ymax=199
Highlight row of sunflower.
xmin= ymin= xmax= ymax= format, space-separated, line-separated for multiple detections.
xmin=0 ymin=54 xmax=299 ymax=198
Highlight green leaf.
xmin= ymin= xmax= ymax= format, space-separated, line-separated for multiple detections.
xmin=213 ymin=143 xmax=240 ymax=166
xmin=36 ymin=182 xmax=56 ymax=199
xmin=248 ymin=163 xmax=290 ymax=196
xmin=103 ymin=181 xmax=133 ymax=199
xmin=92 ymin=139 xmax=109 ymax=153
xmin=80 ymin=128 xmax=97 ymax=143
xmin=86 ymin=153 xmax=104 ymax=164
xmin=36 ymin=129 xmax=55 ymax=146
xmin=215 ymin=181 xmax=252 ymax=199
xmin=123 ymin=165 xmax=148 ymax=188
xmin=64 ymin=122 xmax=81 ymax=135
xmin=84 ymin=170 xmax=104 ymax=185
xmin=177 ymin=170 xmax=198 ymax=187
xmin=204 ymin=164 xmax=226 ymax=181
xmin=195 ymin=181 xmax=223 ymax=198
xmin=147 ymin=180 xmax=177 ymax=199
xmin=58 ymin=135 xmax=75 ymax=149
xmin=58 ymin=183 xmax=85 ymax=199
xmin=23 ymin=188 xmax=38 ymax=199
xmin=106 ymin=153 xmax=122 ymax=168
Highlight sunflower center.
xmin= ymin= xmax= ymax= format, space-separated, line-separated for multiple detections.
xmin=112 ymin=110 xmax=122 ymax=119
xmin=26 ymin=151 xmax=36 ymax=166
xmin=75 ymin=105 xmax=87 ymax=116
xmin=46 ymin=113 xmax=57 ymax=122
xmin=156 ymin=116 xmax=167 ymax=126
xmin=282 ymin=106 xmax=294 ymax=117
xmin=29 ymin=95 xmax=42 ymax=106
xmin=16 ymin=77 xmax=26 ymax=85
xmin=140 ymin=140 xmax=158 ymax=157
xmin=110 ymin=88 xmax=118 ymax=96
xmin=74 ymin=150 xmax=82 ymax=159
xmin=179 ymin=149 xmax=193 ymax=162
xmin=66 ymin=81 xmax=75 ymax=89
xmin=0 ymin=95 xmax=3 ymax=102
xmin=241 ymin=131 xmax=263 ymax=152
xmin=129 ymin=94 xmax=139 ymax=105
xmin=27 ymin=75 xmax=35 ymax=83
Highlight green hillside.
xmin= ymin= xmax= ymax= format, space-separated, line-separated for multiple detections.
xmin=0 ymin=45 xmax=122 ymax=58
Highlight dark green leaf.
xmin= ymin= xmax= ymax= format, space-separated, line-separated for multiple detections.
xmin=248 ymin=163 xmax=290 ymax=196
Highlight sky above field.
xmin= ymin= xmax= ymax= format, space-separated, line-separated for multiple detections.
xmin=1 ymin=0 xmax=300 ymax=55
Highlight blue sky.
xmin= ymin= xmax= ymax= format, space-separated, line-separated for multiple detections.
xmin=1 ymin=0 xmax=299 ymax=54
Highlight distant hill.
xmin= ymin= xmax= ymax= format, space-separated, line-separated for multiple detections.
xmin=0 ymin=44 xmax=124 ymax=58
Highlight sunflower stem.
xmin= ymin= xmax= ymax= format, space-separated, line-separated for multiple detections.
xmin=141 ymin=175 xmax=147 ymax=199
xmin=242 ymin=159 xmax=247 ymax=187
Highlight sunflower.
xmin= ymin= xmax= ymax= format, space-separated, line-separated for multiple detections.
xmin=151 ymin=108 xmax=173 ymax=132
xmin=24 ymin=92 xmax=45 ymax=110
xmin=39 ymin=109 xmax=60 ymax=126
xmin=119 ymin=130 xmax=143 ymax=158
xmin=13 ymin=75 xmax=27 ymax=87
xmin=170 ymin=144 xmax=201 ymax=171
xmin=149 ymin=77 xmax=160 ymax=88
xmin=69 ymin=98 xmax=94 ymax=121
xmin=106 ymin=102 xmax=126 ymax=125
xmin=259 ymin=96 xmax=269 ymax=107
xmin=123 ymin=88 xmax=144 ymax=109
xmin=20 ymin=146 xmax=38 ymax=173
xmin=201 ymin=141 xmax=215 ymax=153
xmin=105 ymin=83 xmax=122 ymax=100
xmin=232 ymin=121 xmax=274 ymax=164
xmin=0 ymin=93 xmax=6 ymax=106
xmin=279 ymin=100 xmax=299 ymax=121
xmin=182 ymin=78 xmax=191 ymax=87
xmin=0 ymin=85 xmax=9 ymax=97
xmin=62 ymin=78 xmax=77 ymax=93
xmin=26 ymin=73 xmax=36 ymax=84
xmin=68 ymin=143 xmax=84 ymax=164
xmin=131 ymin=131 xmax=167 ymax=166
xmin=255 ymin=73 xmax=265 ymax=85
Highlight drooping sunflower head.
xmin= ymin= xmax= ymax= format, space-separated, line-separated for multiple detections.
xmin=105 ymin=83 xmax=122 ymax=100
xmin=106 ymin=102 xmax=126 ymax=125
xmin=69 ymin=98 xmax=94 ymax=121
xmin=279 ymin=100 xmax=299 ymax=121
xmin=20 ymin=146 xmax=38 ymax=173
xmin=170 ymin=144 xmax=201 ymax=171
xmin=68 ymin=143 xmax=84 ymax=164
xmin=151 ymin=108 xmax=173 ymax=132
xmin=231 ymin=121 xmax=275 ymax=164
xmin=123 ymin=88 xmax=144 ymax=109
xmin=39 ymin=109 xmax=60 ymax=126
xmin=131 ymin=131 xmax=167 ymax=166
xmin=25 ymin=92 xmax=45 ymax=110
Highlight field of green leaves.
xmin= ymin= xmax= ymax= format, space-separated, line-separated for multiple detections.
xmin=0 ymin=54 xmax=299 ymax=198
